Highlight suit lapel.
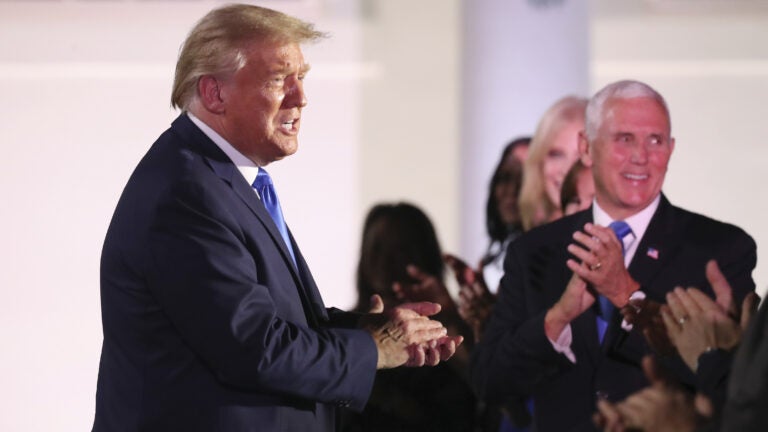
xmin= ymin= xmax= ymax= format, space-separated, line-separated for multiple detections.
xmin=225 ymin=177 xmax=325 ymax=328
xmin=598 ymin=195 xmax=685 ymax=369
xmin=291 ymin=232 xmax=329 ymax=322
xmin=627 ymin=195 xmax=683 ymax=301
xmin=172 ymin=115 xmax=324 ymax=326
xmin=559 ymin=210 xmax=603 ymax=367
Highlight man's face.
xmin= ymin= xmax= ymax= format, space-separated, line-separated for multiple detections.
xmin=580 ymin=97 xmax=674 ymax=219
xmin=218 ymin=41 xmax=309 ymax=165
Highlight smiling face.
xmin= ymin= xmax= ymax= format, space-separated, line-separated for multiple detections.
xmin=542 ymin=119 xmax=583 ymax=209
xmin=580 ymin=96 xmax=674 ymax=220
xmin=216 ymin=41 xmax=309 ymax=165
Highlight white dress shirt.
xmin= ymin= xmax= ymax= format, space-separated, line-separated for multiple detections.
xmin=549 ymin=195 xmax=661 ymax=363
xmin=187 ymin=112 xmax=261 ymax=195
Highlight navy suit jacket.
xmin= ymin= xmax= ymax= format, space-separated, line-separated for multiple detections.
xmin=720 ymin=295 xmax=768 ymax=431
xmin=93 ymin=114 xmax=377 ymax=431
xmin=471 ymin=197 xmax=756 ymax=432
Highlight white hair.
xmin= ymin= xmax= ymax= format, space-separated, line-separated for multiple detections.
xmin=585 ymin=80 xmax=670 ymax=141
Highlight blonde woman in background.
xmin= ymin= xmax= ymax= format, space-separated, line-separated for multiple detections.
xmin=518 ymin=96 xmax=587 ymax=231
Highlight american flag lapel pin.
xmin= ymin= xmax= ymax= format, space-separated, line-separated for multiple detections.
xmin=647 ymin=247 xmax=659 ymax=260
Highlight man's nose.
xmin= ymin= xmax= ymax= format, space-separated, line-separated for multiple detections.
xmin=630 ymin=142 xmax=648 ymax=163
xmin=285 ymin=79 xmax=307 ymax=108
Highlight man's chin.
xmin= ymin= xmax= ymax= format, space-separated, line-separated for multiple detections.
xmin=270 ymin=142 xmax=299 ymax=162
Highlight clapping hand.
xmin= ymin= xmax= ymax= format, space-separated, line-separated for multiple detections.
xmin=661 ymin=260 xmax=758 ymax=372
xmin=362 ymin=294 xmax=463 ymax=369
xmin=444 ymin=254 xmax=496 ymax=341
xmin=621 ymin=297 xmax=676 ymax=357
xmin=392 ymin=264 xmax=456 ymax=312
xmin=594 ymin=356 xmax=710 ymax=432
xmin=567 ymin=223 xmax=640 ymax=307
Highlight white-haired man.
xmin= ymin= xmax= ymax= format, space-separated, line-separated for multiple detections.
xmin=471 ymin=80 xmax=756 ymax=432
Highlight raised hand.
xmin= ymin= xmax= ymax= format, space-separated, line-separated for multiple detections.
xmin=392 ymin=264 xmax=456 ymax=312
xmin=621 ymin=297 xmax=676 ymax=356
xmin=361 ymin=294 xmax=462 ymax=369
xmin=545 ymin=272 xmax=594 ymax=340
xmin=594 ymin=356 xmax=707 ymax=432
xmin=661 ymin=259 xmax=759 ymax=372
xmin=566 ymin=223 xmax=640 ymax=307
xmin=706 ymin=259 xmax=759 ymax=332
xmin=444 ymin=253 xmax=495 ymax=341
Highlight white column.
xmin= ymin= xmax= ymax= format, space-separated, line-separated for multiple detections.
xmin=460 ymin=0 xmax=589 ymax=262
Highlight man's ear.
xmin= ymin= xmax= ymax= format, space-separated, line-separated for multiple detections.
xmin=197 ymin=75 xmax=226 ymax=114
xmin=578 ymin=131 xmax=593 ymax=167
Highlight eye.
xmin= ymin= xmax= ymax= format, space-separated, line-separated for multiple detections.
xmin=649 ymin=135 xmax=664 ymax=146
xmin=616 ymin=134 xmax=633 ymax=143
xmin=547 ymin=149 xmax=565 ymax=159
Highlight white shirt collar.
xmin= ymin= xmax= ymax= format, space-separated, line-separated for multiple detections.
xmin=187 ymin=112 xmax=260 ymax=187
xmin=592 ymin=194 xmax=661 ymax=265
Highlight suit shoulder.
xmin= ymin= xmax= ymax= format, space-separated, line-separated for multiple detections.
xmin=513 ymin=211 xmax=586 ymax=249
xmin=673 ymin=205 xmax=753 ymax=238
xmin=506 ymin=212 xmax=587 ymax=268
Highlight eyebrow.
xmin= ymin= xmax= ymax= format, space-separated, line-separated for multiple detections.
xmin=272 ymin=62 xmax=311 ymax=75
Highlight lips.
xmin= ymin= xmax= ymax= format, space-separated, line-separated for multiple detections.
xmin=623 ymin=173 xmax=648 ymax=181
xmin=278 ymin=117 xmax=299 ymax=134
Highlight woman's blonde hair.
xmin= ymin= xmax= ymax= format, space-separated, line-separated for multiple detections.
xmin=518 ymin=95 xmax=587 ymax=231
xmin=171 ymin=4 xmax=326 ymax=110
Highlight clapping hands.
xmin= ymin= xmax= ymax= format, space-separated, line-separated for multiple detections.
xmin=362 ymin=293 xmax=463 ymax=370
xmin=444 ymin=254 xmax=496 ymax=342
xmin=660 ymin=260 xmax=758 ymax=372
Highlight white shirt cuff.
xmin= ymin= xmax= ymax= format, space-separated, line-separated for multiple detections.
xmin=548 ymin=324 xmax=576 ymax=363
xmin=620 ymin=290 xmax=646 ymax=332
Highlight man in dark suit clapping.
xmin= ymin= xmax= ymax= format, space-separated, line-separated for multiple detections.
xmin=471 ymin=80 xmax=756 ymax=432
xmin=92 ymin=5 xmax=460 ymax=432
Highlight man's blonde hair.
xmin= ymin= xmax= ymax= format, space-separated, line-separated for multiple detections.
xmin=171 ymin=4 xmax=326 ymax=110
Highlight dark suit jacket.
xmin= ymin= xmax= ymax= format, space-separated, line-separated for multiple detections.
xmin=93 ymin=114 xmax=377 ymax=432
xmin=719 ymin=297 xmax=768 ymax=431
xmin=471 ymin=197 xmax=756 ymax=432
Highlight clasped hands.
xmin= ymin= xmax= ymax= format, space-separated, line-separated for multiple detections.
xmin=593 ymin=260 xmax=758 ymax=431
xmin=625 ymin=260 xmax=758 ymax=371
xmin=361 ymin=289 xmax=463 ymax=370
xmin=546 ymin=223 xmax=639 ymax=339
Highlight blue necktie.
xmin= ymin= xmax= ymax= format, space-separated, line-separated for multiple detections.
xmin=253 ymin=168 xmax=296 ymax=265
xmin=596 ymin=220 xmax=633 ymax=343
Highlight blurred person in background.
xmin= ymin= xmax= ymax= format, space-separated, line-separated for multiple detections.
xmin=561 ymin=160 xmax=595 ymax=216
xmin=445 ymin=137 xmax=531 ymax=344
xmin=340 ymin=202 xmax=475 ymax=432
xmin=518 ymin=96 xmax=588 ymax=231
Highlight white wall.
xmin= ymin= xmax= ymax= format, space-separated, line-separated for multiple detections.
xmin=460 ymin=0 xmax=589 ymax=264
